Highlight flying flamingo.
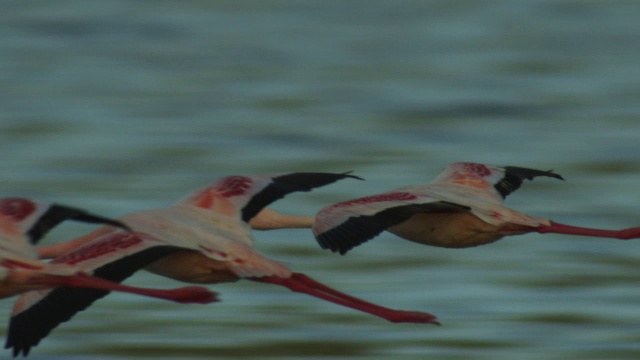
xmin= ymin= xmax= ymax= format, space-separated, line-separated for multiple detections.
xmin=7 ymin=172 xmax=438 ymax=357
xmin=0 ymin=197 xmax=217 ymax=304
xmin=313 ymin=162 xmax=640 ymax=254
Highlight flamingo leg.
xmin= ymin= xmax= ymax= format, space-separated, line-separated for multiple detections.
xmin=251 ymin=272 xmax=439 ymax=325
xmin=28 ymin=272 xmax=218 ymax=304
xmin=537 ymin=221 xmax=640 ymax=239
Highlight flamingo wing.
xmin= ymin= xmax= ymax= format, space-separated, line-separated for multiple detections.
xmin=313 ymin=190 xmax=469 ymax=254
xmin=313 ymin=163 xmax=562 ymax=255
xmin=0 ymin=197 xmax=129 ymax=245
xmin=5 ymin=233 xmax=182 ymax=357
xmin=430 ymin=162 xmax=564 ymax=200
xmin=495 ymin=166 xmax=564 ymax=198
xmin=180 ymin=172 xmax=362 ymax=223
xmin=26 ymin=204 xmax=131 ymax=244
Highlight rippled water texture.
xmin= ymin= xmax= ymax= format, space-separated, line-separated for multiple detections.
xmin=1 ymin=1 xmax=640 ymax=359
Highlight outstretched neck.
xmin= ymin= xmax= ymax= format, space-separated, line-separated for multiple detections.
xmin=249 ymin=208 xmax=314 ymax=230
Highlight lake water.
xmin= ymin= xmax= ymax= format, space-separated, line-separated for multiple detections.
xmin=1 ymin=1 xmax=640 ymax=359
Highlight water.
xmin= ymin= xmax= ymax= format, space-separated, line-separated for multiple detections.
xmin=1 ymin=0 xmax=640 ymax=359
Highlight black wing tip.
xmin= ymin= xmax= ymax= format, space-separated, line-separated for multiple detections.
xmin=496 ymin=166 xmax=565 ymax=199
xmin=50 ymin=204 xmax=131 ymax=231
xmin=6 ymin=287 xmax=111 ymax=358
xmin=28 ymin=204 xmax=129 ymax=244
xmin=241 ymin=171 xmax=363 ymax=223
xmin=502 ymin=166 xmax=564 ymax=181
xmin=315 ymin=204 xmax=433 ymax=256
xmin=11 ymin=346 xmax=30 ymax=357
xmin=339 ymin=171 xmax=365 ymax=181
xmin=5 ymin=246 xmax=181 ymax=357
xmin=316 ymin=234 xmax=356 ymax=255
xmin=274 ymin=171 xmax=364 ymax=185
xmin=315 ymin=227 xmax=356 ymax=254
xmin=270 ymin=172 xmax=358 ymax=194
xmin=6 ymin=313 xmax=38 ymax=358
xmin=546 ymin=170 xmax=565 ymax=181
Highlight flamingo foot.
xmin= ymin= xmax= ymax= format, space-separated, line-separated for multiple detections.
xmin=29 ymin=273 xmax=219 ymax=304
xmin=384 ymin=310 xmax=441 ymax=325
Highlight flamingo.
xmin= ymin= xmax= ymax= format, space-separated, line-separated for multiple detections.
xmin=7 ymin=172 xmax=439 ymax=357
xmin=313 ymin=162 xmax=640 ymax=254
xmin=0 ymin=197 xmax=217 ymax=304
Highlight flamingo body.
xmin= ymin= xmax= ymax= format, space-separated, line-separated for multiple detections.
xmin=7 ymin=172 xmax=437 ymax=357
xmin=1 ymin=198 xmax=219 ymax=357
xmin=313 ymin=162 xmax=640 ymax=254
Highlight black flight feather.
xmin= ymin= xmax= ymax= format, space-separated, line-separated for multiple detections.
xmin=494 ymin=166 xmax=564 ymax=199
xmin=241 ymin=172 xmax=362 ymax=223
xmin=27 ymin=204 xmax=130 ymax=245
xmin=6 ymin=246 xmax=180 ymax=357
xmin=316 ymin=202 xmax=468 ymax=255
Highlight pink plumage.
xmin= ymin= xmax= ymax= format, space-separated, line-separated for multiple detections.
xmin=314 ymin=162 xmax=640 ymax=254
xmin=7 ymin=172 xmax=438 ymax=357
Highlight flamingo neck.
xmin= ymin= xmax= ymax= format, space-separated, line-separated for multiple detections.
xmin=249 ymin=208 xmax=314 ymax=230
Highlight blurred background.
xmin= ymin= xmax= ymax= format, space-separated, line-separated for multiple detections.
xmin=1 ymin=1 xmax=639 ymax=359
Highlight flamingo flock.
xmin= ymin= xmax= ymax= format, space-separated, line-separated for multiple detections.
xmin=2 ymin=163 xmax=640 ymax=356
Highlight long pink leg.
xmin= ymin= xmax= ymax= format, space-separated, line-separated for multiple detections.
xmin=537 ymin=221 xmax=640 ymax=239
xmin=29 ymin=272 xmax=218 ymax=304
xmin=251 ymin=272 xmax=439 ymax=325
xmin=290 ymin=273 xmax=406 ymax=309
